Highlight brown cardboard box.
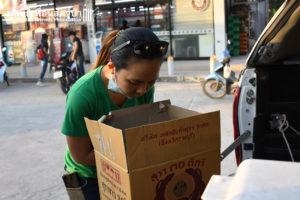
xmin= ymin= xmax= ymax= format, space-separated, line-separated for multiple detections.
xmin=84 ymin=100 xmax=220 ymax=200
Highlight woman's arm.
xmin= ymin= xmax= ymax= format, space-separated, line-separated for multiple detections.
xmin=70 ymin=41 xmax=78 ymax=62
xmin=66 ymin=135 xmax=95 ymax=166
xmin=43 ymin=47 xmax=48 ymax=56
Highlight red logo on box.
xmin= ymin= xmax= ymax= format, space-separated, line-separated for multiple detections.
xmin=101 ymin=159 xmax=121 ymax=185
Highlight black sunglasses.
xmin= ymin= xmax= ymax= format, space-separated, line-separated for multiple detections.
xmin=111 ymin=40 xmax=169 ymax=57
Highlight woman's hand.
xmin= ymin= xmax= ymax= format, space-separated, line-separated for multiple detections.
xmin=66 ymin=136 xmax=95 ymax=166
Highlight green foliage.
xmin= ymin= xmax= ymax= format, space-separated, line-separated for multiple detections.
xmin=269 ymin=0 xmax=285 ymax=19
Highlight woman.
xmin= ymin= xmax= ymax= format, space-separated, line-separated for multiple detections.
xmin=36 ymin=33 xmax=49 ymax=87
xmin=61 ymin=27 xmax=168 ymax=200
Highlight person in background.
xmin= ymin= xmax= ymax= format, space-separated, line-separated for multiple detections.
xmin=36 ymin=33 xmax=49 ymax=87
xmin=68 ymin=31 xmax=85 ymax=78
xmin=134 ymin=19 xmax=142 ymax=27
xmin=119 ymin=19 xmax=129 ymax=30
xmin=61 ymin=27 xmax=169 ymax=200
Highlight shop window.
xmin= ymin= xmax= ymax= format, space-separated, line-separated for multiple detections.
xmin=95 ymin=0 xmax=112 ymax=6
xmin=148 ymin=4 xmax=170 ymax=57
xmin=149 ymin=4 xmax=169 ymax=31
xmin=96 ymin=9 xmax=113 ymax=35
xmin=2 ymin=13 xmax=27 ymax=64
xmin=114 ymin=6 xmax=146 ymax=29
xmin=171 ymin=0 xmax=214 ymax=58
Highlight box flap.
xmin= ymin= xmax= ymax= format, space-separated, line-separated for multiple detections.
xmin=84 ymin=117 xmax=128 ymax=170
xmin=103 ymin=100 xmax=172 ymax=130
xmin=124 ymin=110 xmax=220 ymax=171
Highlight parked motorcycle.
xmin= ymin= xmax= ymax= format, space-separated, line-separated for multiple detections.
xmin=52 ymin=52 xmax=79 ymax=94
xmin=202 ymin=49 xmax=238 ymax=99
xmin=0 ymin=47 xmax=9 ymax=86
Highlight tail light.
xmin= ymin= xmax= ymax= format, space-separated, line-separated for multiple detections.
xmin=233 ymin=87 xmax=242 ymax=166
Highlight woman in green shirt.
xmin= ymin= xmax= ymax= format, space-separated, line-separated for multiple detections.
xmin=61 ymin=27 xmax=169 ymax=200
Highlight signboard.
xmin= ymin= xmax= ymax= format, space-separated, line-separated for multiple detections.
xmin=0 ymin=0 xmax=26 ymax=12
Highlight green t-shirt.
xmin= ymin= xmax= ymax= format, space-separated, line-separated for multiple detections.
xmin=61 ymin=66 xmax=154 ymax=178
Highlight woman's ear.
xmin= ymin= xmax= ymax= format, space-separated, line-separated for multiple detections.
xmin=107 ymin=61 xmax=115 ymax=75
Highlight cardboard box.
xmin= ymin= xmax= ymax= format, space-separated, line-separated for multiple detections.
xmin=85 ymin=100 xmax=220 ymax=200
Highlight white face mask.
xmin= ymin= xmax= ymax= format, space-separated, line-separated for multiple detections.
xmin=107 ymin=73 xmax=132 ymax=99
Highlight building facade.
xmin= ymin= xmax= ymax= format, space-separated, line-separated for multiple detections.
xmin=0 ymin=0 xmax=230 ymax=64
xmin=90 ymin=0 xmax=226 ymax=61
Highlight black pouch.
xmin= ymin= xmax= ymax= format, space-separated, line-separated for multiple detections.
xmin=62 ymin=172 xmax=87 ymax=200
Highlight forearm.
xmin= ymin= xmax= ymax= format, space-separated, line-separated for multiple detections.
xmin=70 ymin=52 xmax=75 ymax=60
xmin=86 ymin=149 xmax=96 ymax=166
xmin=77 ymin=149 xmax=95 ymax=166
xmin=66 ymin=135 xmax=96 ymax=166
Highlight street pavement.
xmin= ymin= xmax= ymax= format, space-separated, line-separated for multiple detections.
xmin=0 ymin=81 xmax=237 ymax=200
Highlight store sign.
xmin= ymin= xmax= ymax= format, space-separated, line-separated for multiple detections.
xmin=192 ymin=0 xmax=209 ymax=11
xmin=0 ymin=0 xmax=26 ymax=13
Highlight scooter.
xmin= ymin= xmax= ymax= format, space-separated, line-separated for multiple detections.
xmin=52 ymin=52 xmax=79 ymax=94
xmin=0 ymin=47 xmax=9 ymax=86
xmin=202 ymin=49 xmax=238 ymax=99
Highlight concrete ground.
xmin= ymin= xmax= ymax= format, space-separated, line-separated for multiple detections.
xmin=6 ymin=56 xmax=247 ymax=82
xmin=0 ymin=81 xmax=237 ymax=200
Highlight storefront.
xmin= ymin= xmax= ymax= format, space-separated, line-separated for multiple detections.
xmin=93 ymin=0 xmax=221 ymax=60
xmin=0 ymin=0 xmax=227 ymax=64
xmin=1 ymin=0 xmax=90 ymax=65
xmin=225 ymin=0 xmax=269 ymax=56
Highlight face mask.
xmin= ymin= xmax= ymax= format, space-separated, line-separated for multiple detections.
xmin=108 ymin=73 xmax=132 ymax=99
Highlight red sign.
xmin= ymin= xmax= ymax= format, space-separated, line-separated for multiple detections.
xmin=101 ymin=159 xmax=121 ymax=185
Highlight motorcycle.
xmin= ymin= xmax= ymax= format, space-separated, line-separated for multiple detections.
xmin=0 ymin=47 xmax=9 ymax=86
xmin=202 ymin=49 xmax=238 ymax=99
xmin=52 ymin=52 xmax=79 ymax=94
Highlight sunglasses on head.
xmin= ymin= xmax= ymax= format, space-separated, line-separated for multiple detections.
xmin=111 ymin=40 xmax=169 ymax=57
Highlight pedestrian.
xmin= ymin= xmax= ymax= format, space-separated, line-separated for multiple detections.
xmin=61 ymin=27 xmax=168 ymax=200
xmin=134 ymin=19 xmax=142 ymax=27
xmin=36 ymin=33 xmax=49 ymax=87
xmin=68 ymin=31 xmax=85 ymax=78
xmin=119 ymin=19 xmax=129 ymax=30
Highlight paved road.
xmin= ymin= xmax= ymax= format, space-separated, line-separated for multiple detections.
xmin=6 ymin=56 xmax=247 ymax=80
xmin=0 ymin=82 xmax=237 ymax=200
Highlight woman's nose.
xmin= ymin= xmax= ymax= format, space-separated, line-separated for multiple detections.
xmin=136 ymin=83 xmax=148 ymax=96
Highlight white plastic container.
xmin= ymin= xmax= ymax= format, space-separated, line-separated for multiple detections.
xmin=167 ymin=56 xmax=174 ymax=76
xmin=202 ymin=159 xmax=300 ymax=200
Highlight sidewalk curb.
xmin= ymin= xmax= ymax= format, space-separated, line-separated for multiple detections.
xmin=9 ymin=78 xmax=57 ymax=83
xmin=10 ymin=75 xmax=206 ymax=83
xmin=158 ymin=75 xmax=205 ymax=83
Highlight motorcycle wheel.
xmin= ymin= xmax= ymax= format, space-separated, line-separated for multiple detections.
xmin=202 ymin=79 xmax=226 ymax=99
xmin=59 ymin=76 xmax=70 ymax=95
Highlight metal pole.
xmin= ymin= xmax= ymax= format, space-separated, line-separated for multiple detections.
xmin=112 ymin=0 xmax=116 ymax=30
xmin=92 ymin=0 xmax=97 ymax=32
xmin=168 ymin=0 xmax=173 ymax=57
xmin=53 ymin=0 xmax=58 ymax=28
xmin=0 ymin=15 xmax=4 ymax=49
xmin=0 ymin=14 xmax=7 ymax=64
xmin=144 ymin=5 xmax=147 ymax=27
xmin=25 ymin=10 xmax=30 ymax=30
xmin=147 ymin=6 xmax=150 ymax=29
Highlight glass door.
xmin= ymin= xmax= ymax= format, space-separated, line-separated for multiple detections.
xmin=114 ymin=6 xmax=146 ymax=29
xmin=148 ymin=3 xmax=170 ymax=57
xmin=95 ymin=8 xmax=114 ymax=36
